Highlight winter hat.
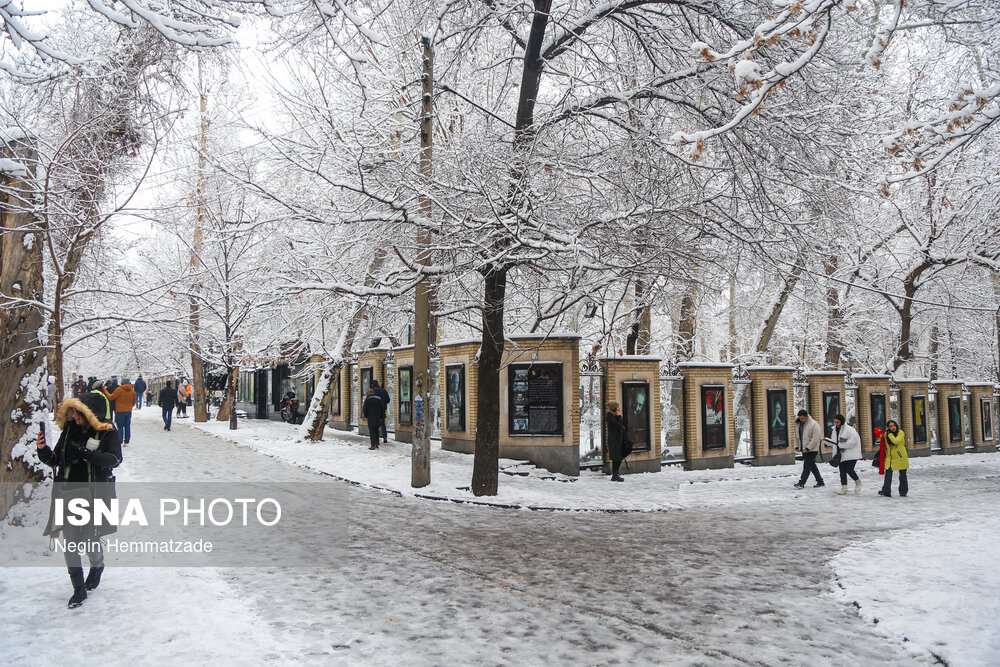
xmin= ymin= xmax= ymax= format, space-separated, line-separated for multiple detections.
xmin=48 ymin=375 xmax=56 ymax=383
xmin=56 ymin=394 xmax=114 ymax=431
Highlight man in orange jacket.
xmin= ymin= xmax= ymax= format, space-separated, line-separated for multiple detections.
xmin=103 ymin=379 xmax=137 ymax=445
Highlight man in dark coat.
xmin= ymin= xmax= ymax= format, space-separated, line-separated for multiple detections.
xmin=605 ymin=401 xmax=627 ymax=482
xmin=371 ymin=379 xmax=391 ymax=444
xmin=158 ymin=380 xmax=178 ymax=431
xmin=133 ymin=375 xmax=148 ymax=409
xmin=36 ymin=391 xmax=122 ymax=608
xmin=361 ymin=387 xmax=386 ymax=450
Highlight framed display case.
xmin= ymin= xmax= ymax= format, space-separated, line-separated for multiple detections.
xmin=508 ymin=363 xmax=563 ymax=436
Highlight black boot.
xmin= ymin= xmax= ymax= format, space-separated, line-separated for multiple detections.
xmin=85 ymin=566 xmax=104 ymax=591
xmin=68 ymin=568 xmax=87 ymax=608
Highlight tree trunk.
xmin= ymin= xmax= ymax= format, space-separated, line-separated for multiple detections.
xmin=677 ymin=284 xmax=697 ymax=360
xmin=298 ymin=363 xmax=333 ymax=441
xmin=929 ymin=324 xmax=939 ymax=381
xmin=0 ymin=137 xmax=46 ymax=521
xmin=994 ymin=272 xmax=1000 ymax=382
xmin=470 ymin=0 xmax=551 ymax=496
xmin=472 ymin=265 xmax=507 ymax=496
xmin=756 ymin=263 xmax=803 ymax=354
xmin=626 ymin=279 xmax=652 ymax=355
xmin=228 ymin=367 xmax=238 ymax=430
xmin=303 ymin=250 xmax=389 ymax=441
xmin=824 ymin=257 xmax=844 ymax=368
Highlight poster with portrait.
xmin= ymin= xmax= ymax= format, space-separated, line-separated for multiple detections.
xmin=622 ymin=381 xmax=651 ymax=452
xmin=701 ymin=385 xmax=726 ymax=450
xmin=360 ymin=367 xmax=373 ymax=403
xmin=822 ymin=391 xmax=841 ymax=440
xmin=981 ymin=398 xmax=994 ymax=442
xmin=397 ymin=367 xmax=412 ymax=425
xmin=948 ymin=395 xmax=963 ymax=443
xmin=330 ymin=369 xmax=341 ymax=417
xmin=911 ymin=395 xmax=927 ymax=444
xmin=508 ymin=363 xmax=563 ymax=436
xmin=445 ymin=364 xmax=465 ymax=432
xmin=869 ymin=393 xmax=887 ymax=446
xmin=767 ymin=389 xmax=789 ymax=449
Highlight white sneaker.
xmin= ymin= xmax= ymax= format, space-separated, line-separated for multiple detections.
xmin=837 ymin=485 xmax=849 ymax=495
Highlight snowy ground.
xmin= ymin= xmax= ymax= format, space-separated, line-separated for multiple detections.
xmin=1 ymin=408 xmax=998 ymax=665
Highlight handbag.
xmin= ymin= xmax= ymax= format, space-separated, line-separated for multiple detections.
xmin=828 ymin=444 xmax=841 ymax=467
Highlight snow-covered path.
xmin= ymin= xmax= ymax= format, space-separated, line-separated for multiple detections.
xmin=3 ymin=410 xmax=998 ymax=665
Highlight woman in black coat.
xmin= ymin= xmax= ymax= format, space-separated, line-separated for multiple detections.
xmin=36 ymin=392 xmax=122 ymax=608
xmin=605 ymin=401 xmax=627 ymax=482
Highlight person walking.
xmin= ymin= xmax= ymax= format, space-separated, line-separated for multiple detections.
xmin=159 ymin=380 xmax=178 ymax=430
xmin=372 ymin=379 xmax=391 ymax=444
xmin=832 ymin=414 xmax=863 ymax=495
xmin=36 ymin=392 xmax=122 ymax=608
xmin=145 ymin=389 xmax=153 ymax=407
xmin=879 ymin=419 xmax=909 ymax=497
xmin=103 ymin=379 xmax=136 ymax=446
xmin=605 ymin=401 xmax=627 ymax=482
xmin=133 ymin=375 xmax=147 ymax=409
xmin=361 ymin=387 xmax=386 ymax=450
xmin=71 ymin=375 xmax=86 ymax=398
xmin=45 ymin=375 xmax=57 ymax=416
xmin=793 ymin=409 xmax=824 ymax=488
xmin=176 ymin=381 xmax=188 ymax=418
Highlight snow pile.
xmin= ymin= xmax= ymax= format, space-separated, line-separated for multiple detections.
xmin=733 ymin=59 xmax=761 ymax=85
xmin=832 ymin=516 xmax=1000 ymax=664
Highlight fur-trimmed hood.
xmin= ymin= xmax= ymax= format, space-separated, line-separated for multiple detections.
xmin=56 ymin=396 xmax=114 ymax=432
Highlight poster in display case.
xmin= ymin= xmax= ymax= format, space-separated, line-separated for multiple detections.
xmin=508 ymin=363 xmax=563 ymax=436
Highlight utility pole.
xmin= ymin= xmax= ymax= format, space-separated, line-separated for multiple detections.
xmin=190 ymin=55 xmax=208 ymax=422
xmin=412 ymin=36 xmax=433 ymax=487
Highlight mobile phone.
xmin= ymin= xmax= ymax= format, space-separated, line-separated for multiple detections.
xmin=40 ymin=422 xmax=45 ymax=437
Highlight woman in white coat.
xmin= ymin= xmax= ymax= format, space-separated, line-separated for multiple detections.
xmin=832 ymin=413 xmax=862 ymax=495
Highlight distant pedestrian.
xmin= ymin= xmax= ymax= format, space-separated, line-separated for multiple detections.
xmin=832 ymin=414 xmax=862 ymax=495
xmin=793 ymin=409 xmax=824 ymax=488
xmin=159 ymin=381 xmax=177 ymax=430
xmin=145 ymin=389 xmax=153 ymax=407
xmin=105 ymin=376 xmax=119 ymax=393
xmin=45 ymin=375 xmax=57 ymax=415
xmin=176 ymin=381 xmax=188 ymax=418
xmin=133 ymin=375 xmax=147 ymax=409
xmin=71 ymin=375 xmax=86 ymax=397
xmin=605 ymin=401 xmax=626 ymax=482
xmin=372 ymin=379 xmax=391 ymax=444
xmin=878 ymin=419 xmax=909 ymax=497
xmin=361 ymin=388 xmax=386 ymax=450
xmin=88 ymin=379 xmax=113 ymax=422
xmin=103 ymin=380 xmax=136 ymax=446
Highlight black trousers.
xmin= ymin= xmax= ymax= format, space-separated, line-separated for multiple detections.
xmin=369 ymin=421 xmax=383 ymax=448
xmin=881 ymin=468 xmax=908 ymax=497
xmin=839 ymin=460 xmax=859 ymax=485
xmin=798 ymin=451 xmax=823 ymax=484
xmin=611 ymin=460 xmax=622 ymax=477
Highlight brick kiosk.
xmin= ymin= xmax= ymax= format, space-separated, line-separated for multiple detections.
xmin=933 ymin=380 xmax=965 ymax=455
xmin=896 ymin=379 xmax=932 ymax=458
xmin=804 ymin=371 xmax=846 ymax=461
xmin=329 ymin=364 xmax=352 ymax=431
xmin=598 ymin=356 xmax=662 ymax=475
xmin=854 ymin=375 xmax=891 ymax=459
xmin=438 ymin=340 xmax=480 ymax=455
xmin=967 ymin=383 xmax=996 ymax=453
xmin=678 ymin=363 xmax=735 ymax=471
xmin=392 ymin=345 xmax=415 ymax=444
xmin=746 ymin=367 xmax=796 ymax=466
xmin=357 ymin=348 xmax=389 ymax=437
xmin=437 ymin=335 xmax=580 ymax=476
